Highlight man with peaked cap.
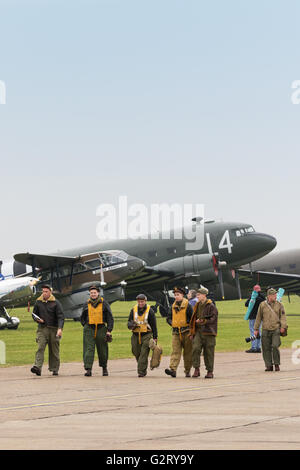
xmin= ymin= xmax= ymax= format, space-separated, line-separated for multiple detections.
xmin=128 ymin=294 xmax=158 ymax=377
xmin=244 ymin=284 xmax=265 ymax=353
xmin=165 ymin=287 xmax=193 ymax=378
xmin=31 ymin=284 xmax=64 ymax=377
xmin=189 ymin=287 xmax=218 ymax=379
xmin=254 ymin=288 xmax=288 ymax=371
xmin=80 ymin=285 xmax=114 ymax=376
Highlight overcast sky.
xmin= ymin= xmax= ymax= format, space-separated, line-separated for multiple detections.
xmin=0 ymin=0 xmax=299 ymax=259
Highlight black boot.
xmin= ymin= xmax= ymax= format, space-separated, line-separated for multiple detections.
xmin=84 ymin=369 xmax=92 ymax=376
xmin=165 ymin=368 xmax=176 ymax=378
xmin=31 ymin=366 xmax=41 ymax=376
xmin=102 ymin=367 xmax=108 ymax=376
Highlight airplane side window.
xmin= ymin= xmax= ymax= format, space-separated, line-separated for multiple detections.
xmin=236 ymin=230 xmax=241 ymax=237
xmin=73 ymin=263 xmax=87 ymax=273
xmin=115 ymin=251 xmax=128 ymax=261
xmin=85 ymin=259 xmax=100 ymax=269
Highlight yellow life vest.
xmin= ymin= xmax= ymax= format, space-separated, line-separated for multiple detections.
xmin=172 ymin=298 xmax=189 ymax=340
xmin=88 ymin=299 xmax=104 ymax=337
xmin=133 ymin=304 xmax=151 ymax=343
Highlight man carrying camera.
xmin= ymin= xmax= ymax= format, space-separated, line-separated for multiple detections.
xmin=254 ymin=288 xmax=288 ymax=371
xmin=189 ymin=287 xmax=218 ymax=379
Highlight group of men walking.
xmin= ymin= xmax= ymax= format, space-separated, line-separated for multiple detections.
xmin=30 ymin=282 xmax=288 ymax=378
xmin=164 ymin=286 xmax=218 ymax=378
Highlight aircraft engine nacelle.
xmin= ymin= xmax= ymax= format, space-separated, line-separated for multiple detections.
xmin=0 ymin=259 xmax=30 ymax=280
xmin=6 ymin=317 xmax=20 ymax=329
xmin=153 ymin=254 xmax=217 ymax=282
xmin=0 ymin=317 xmax=7 ymax=329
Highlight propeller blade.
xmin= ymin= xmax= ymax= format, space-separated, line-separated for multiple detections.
xmin=234 ymin=270 xmax=242 ymax=300
xmin=218 ymin=269 xmax=225 ymax=300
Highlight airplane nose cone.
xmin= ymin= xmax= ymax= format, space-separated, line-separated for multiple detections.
xmin=263 ymin=234 xmax=277 ymax=252
xmin=234 ymin=232 xmax=277 ymax=266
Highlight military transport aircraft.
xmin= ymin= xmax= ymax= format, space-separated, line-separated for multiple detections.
xmin=1 ymin=219 xmax=276 ymax=320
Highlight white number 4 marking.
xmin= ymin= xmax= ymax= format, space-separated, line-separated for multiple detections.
xmin=219 ymin=230 xmax=233 ymax=254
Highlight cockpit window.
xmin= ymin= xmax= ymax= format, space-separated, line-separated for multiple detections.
xmin=98 ymin=250 xmax=128 ymax=266
xmin=235 ymin=226 xmax=255 ymax=237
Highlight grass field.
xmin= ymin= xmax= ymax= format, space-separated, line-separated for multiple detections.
xmin=0 ymin=297 xmax=299 ymax=367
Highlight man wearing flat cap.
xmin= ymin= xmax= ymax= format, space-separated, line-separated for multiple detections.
xmin=165 ymin=287 xmax=193 ymax=378
xmin=80 ymin=285 xmax=114 ymax=376
xmin=189 ymin=287 xmax=218 ymax=378
xmin=128 ymin=294 xmax=158 ymax=377
xmin=30 ymin=284 xmax=64 ymax=377
xmin=254 ymin=288 xmax=288 ymax=371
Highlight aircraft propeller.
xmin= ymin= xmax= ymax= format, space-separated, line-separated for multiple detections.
xmin=231 ymin=269 xmax=242 ymax=300
xmin=212 ymin=254 xmax=226 ymax=300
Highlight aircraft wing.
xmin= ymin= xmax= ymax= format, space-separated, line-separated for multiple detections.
xmin=14 ymin=253 xmax=80 ymax=270
xmin=237 ymin=269 xmax=300 ymax=295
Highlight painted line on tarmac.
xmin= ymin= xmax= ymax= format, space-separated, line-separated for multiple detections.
xmin=0 ymin=375 xmax=299 ymax=413
xmin=171 ymin=375 xmax=300 ymax=393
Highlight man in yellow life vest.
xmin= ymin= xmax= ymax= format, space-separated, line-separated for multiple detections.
xmin=128 ymin=294 xmax=158 ymax=377
xmin=165 ymin=287 xmax=193 ymax=378
xmin=80 ymin=285 xmax=114 ymax=377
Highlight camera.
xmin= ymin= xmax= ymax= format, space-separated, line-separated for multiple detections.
xmin=245 ymin=334 xmax=260 ymax=343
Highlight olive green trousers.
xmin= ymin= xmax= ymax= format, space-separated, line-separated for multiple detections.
xmin=34 ymin=325 xmax=60 ymax=372
xmin=131 ymin=332 xmax=152 ymax=376
xmin=83 ymin=324 xmax=108 ymax=370
xmin=192 ymin=330 xmax=216 ymax=372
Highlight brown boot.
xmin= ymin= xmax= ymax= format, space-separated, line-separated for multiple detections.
xmin=192 ymin=367 xmax=200 ymax=378
xmin=265 ymin=366 xmax=273 ymax=371
xmin=205 ymin=371 xmax=214 ymax=379
xmin=275 ymin=364 xmax=280 ymax=371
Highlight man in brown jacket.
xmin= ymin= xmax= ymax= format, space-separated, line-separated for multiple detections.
xmin=254 ymin=288 xmax=287 ymax=371
xmin=189 ymin=287 xmax=218 ymax=378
